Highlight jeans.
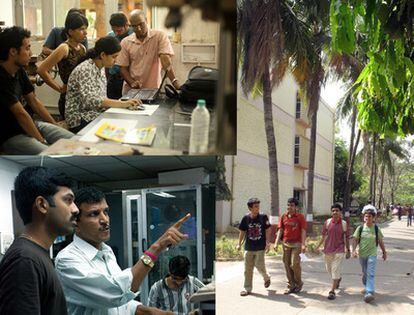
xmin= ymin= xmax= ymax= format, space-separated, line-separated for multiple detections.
xmin=359 ymin=256 xmax=377 ymax=295
xmin=2 ymin=121 xmax=74 ymax=154
xmin=243 ymin=250 xmax=270 ymax=292
xmin=408 ymin=215 xmax=412 ymax=227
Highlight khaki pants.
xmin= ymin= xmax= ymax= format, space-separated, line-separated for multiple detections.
xmin=282 ymin=245 xmax=302 ymax=289
xmin=243 ymin=250 xmax=270 ymax=292
xmin=325 ymin=253 xmax=344 ymax=280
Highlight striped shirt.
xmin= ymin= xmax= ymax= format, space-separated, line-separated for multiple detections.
xmin=148 ymin=276 xmax=205 ymax=315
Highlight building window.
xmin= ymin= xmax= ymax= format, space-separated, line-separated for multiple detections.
xmin=296 ymin=92 xmax=301 ymax=119
xmin=23 ymin=0 xmax=43 ymax=36
xmin=294 ymin=136 xmax=300 ymax=164
xmin=293 ymin=189 xmax=304 ymax=211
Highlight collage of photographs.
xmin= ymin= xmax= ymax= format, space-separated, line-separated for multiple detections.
xmin=0 ymin=0 xmax=413 ymax=314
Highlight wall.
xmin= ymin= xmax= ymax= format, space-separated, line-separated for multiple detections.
xmin=0 ymin=159 xmax=24 ymax=235
xmin=0 ymin=0 xmax=14 ymax=26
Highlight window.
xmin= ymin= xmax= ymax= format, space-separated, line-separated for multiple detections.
xmin=23 ymin=0 xmax=43 ymax=36
xmin=296 ymin=92 xmax=302 ymax=119
xmin=294 ymin=136 xmax=300 ymax=164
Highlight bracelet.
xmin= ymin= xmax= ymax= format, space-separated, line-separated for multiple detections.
xmin=144 ymin=250 xmax=158 ymax=262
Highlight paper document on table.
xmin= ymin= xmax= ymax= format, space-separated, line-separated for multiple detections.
xmin=79 ymin=118 xmax=137 ymax=143
xmin=105 ymin=105 xmax=159 ymax=116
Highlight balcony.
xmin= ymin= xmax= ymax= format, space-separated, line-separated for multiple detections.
xmin=294 ymin=135 xmax=310 ymax=169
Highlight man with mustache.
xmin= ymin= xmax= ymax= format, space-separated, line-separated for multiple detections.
xmin=0 ymin=166 xmax=79 ymax=315
xmin=55 ymin=187 xmax=189 ymax=314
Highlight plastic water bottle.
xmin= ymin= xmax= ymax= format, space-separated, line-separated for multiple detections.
xmin=189 ymin=99 xmax=210 ymax=154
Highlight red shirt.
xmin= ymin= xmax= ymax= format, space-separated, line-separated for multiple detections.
xmin=278 ymin=212 xmax=307 ymax=243
xmin=322 ymin=218 xmax=350 ymax=254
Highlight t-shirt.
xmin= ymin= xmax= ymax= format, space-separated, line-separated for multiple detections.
xmin=0 ymin=237 xmax=68 ymax=315
xmin=0 ymin=65 xmax=34 ymax=144
xmin=278 ymin=212 xmax=307 ymax=244
xmin=322 ymin=218 xmax=349 ymax=254
xmin=352 ymin=224 xmax=384 ymax=258
xmin=44 ymin=27 xmax=88 ymax=50
xmin=239 ymin=213 xmax=271 ymax=251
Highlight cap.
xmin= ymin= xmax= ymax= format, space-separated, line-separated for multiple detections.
xmin=362 ymin=204 xmax=377 ymax=215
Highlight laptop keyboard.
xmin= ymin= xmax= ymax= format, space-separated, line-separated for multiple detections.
xmin=135 ymin=90 xmax=155 ymax=100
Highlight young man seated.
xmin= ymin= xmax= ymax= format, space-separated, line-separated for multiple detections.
xmin=0 ymin=26 xmax=73 ymax=154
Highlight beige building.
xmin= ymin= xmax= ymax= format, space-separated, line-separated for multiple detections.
xmin=217 ymin=74 xmax=335 ymax=232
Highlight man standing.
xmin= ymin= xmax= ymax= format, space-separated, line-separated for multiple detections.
xmin=0 ymin=167 xmax=79 ymax=314
xmin=315 ymin=204 xmax=350 ymax=300
xmin=274 ymin=197 xmax=307 ymax=294
xmin=55 ymin=187 xmax=189 ymax=314
xmin=236 ymin=197 xmax=271 ymax=296
xmin=148 ymin=255 xmax=205 ymax=314
xmin=406 ymin=204 xmax=412 ymax=227
xmin=352 ymin=207 xmax=387 ymax=303
xmin=106 ymin=12 xmax=133 ymax=99
xmin=0 ymin=26 xmax=74 ymax=154
xmin=117 ymin=10 xmax=181 ymax=94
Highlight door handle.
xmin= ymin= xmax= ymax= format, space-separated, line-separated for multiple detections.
xmin=142 ymin=238 xmax=147 ymax=251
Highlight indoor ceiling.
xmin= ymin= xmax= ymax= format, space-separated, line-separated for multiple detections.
xmin=0 ymin=156 xmax=216 ymax=183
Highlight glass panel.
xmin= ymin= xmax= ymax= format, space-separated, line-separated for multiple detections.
xmin=23 ymin=0 xmax=43 ymax=36
xmin=130 ymin=198 xmax=140 ymax=264
xmin=145 ymin=189 xmax=198 ymax=289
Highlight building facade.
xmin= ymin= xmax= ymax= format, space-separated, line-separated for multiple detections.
xmin=217 ymin=74 xmax=335 ymax=232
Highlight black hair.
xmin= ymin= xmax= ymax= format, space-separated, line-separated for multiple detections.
xmin=247 ymin=197 xmax=260 ymax=208
xmin=14 ymin=167 xmax=75 ymax=225
xmin=62 ymin=12 xmax=88 ymax=41
xmin=288 ymin=197 xmax=299 ymax=206
xmin=110 ymin=13 xmax=128 ymax=27
xmin=75 ymin=186 xmax=106 ymax=210
xmin=331 ymin=203 xmax=342 ymax=211
xmin=169 ymin=255 xmax=190 ymax=278
xmin=0 ymin=26 xmax=31 ymax=61
xmin=77 ymin=36 xmax=121 ymax=64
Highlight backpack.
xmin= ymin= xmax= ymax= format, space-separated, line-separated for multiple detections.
xmin=179 ymin=66 xmax=218 ymax=106
xmin=357 ymin=224 xmax=379 ymax=247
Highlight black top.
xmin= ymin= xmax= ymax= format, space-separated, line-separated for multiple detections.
xmin=239 ymin=213 xmax=271 ymax=251
xmin=0 ymin=65 xmax=34 ymax=144
xmin=0 ymin=237 xmax=68 ymax=315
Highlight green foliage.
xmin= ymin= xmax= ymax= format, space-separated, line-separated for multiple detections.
xmin=330 ymin=0 xmax=414 ymax=136
xmin=215 ymin=235 xmax=243 ymax=260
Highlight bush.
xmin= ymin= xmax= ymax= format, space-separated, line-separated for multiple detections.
xmin=216 ymin=235 xmax=243 ymax=260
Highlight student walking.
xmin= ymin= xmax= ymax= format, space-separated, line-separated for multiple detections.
xmin=236 ymin=198 xmax=271 ymax=296
xmin=315 ymin=204 xmax=350 ymax=300
xmin=406 ymin=205 xmax=412 ymax=227
xmin=352 ymin=207 xmax=387 ymax=303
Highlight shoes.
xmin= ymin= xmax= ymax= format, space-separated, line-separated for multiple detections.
xmin=328 ymin=290 xmax=336 ymax=300
xmin=284 ymin=288 xmax=295 ymax=294
xmin=264 ymin=279 xmax=271 ymax=288
xmin=364 ymin=293 xmax=375 ymax=303
xmin=336 ymin=277 xmax=342 ymax=289
xmin=240 ymin=290 xmax=250 ymax=296
xmin=292 ymin=283 xmax=303 ymax=293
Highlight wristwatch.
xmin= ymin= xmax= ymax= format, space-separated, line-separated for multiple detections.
xmin=140 ymin=254 xmax=155 ymax=268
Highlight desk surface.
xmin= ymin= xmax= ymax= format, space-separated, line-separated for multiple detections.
xmin=73 ymin=95 xmax=216 ymax=155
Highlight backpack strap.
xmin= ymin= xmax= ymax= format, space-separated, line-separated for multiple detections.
xmin=375 ymin=224 xmax=379 ymax=247
xmin=357 ymin=225 xmax=363 ymax=244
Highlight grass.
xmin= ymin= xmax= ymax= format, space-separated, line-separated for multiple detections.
xmin=215 ymin=214 xmax=393 ymax=261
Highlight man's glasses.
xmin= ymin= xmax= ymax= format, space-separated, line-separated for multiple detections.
xmin=130 ymin=22 xmax=146 ymax=29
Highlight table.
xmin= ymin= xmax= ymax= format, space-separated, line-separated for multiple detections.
xmin=73 ymin=94 xmax=216 ymax=155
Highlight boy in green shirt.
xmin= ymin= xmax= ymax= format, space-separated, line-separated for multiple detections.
xmin=352 ymin=207 xmax=387 ymax=303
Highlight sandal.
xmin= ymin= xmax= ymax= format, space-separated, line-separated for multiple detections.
xmin=292 ymin=283 xmax=303 ymax=293
xmin=284 ymin=288 xmax=294 ymax=294
xmin=264 ymin=279 xmax=271 ymax=288
xmin=240 ymin=290 xmax=250 ymax=296
xmin=328 ymin=290 xmax=336 ymax=300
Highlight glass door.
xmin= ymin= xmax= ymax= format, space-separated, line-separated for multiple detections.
xmin=140 ymin=185 xmax=202 ymax=304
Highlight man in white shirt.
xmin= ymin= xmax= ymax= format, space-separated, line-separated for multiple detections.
xmin=55 ymin=187 xmax=190 ymax=315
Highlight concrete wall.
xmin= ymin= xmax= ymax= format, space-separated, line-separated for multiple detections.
xmin=0 ymin=159 xmax=24 ymax=235
xmin=0 ymin=0 xmax=14 ymax=26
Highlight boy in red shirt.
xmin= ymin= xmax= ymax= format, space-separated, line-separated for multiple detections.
xmin=274 ymin=198 xmax=307 ymax=294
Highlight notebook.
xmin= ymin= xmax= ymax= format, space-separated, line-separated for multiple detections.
xmin=122 ymin=71 xmax=168 ymax=103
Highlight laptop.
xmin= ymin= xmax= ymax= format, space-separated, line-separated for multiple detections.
xmin=121 ymin=71 xmax=168 ymax=103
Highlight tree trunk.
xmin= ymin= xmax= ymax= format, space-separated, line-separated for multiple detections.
xmin=369 ymin=134 xmax=377 ymax=201
xmin=378 ymin=163 xmax=385 ymax=211
xmin=262 ymin=65 xmax=279 ymax=242
xmin=306 ymin=111 xmax=317 ymax=234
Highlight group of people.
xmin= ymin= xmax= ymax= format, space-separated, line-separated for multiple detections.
xmin=237 ymin=197 xmax=387 ymax=304
xmin=0 ymin=167 xmax=204 ymax=315
xmin=390 ymin=203 xmax=413 ymax=226
xmin=0 ymin=8 xmax=181 ymax=154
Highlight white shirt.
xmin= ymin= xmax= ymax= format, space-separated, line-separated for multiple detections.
xmin=55 ymin=234 xmax=141 ymax=315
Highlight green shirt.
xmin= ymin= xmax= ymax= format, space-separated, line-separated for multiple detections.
xmin=353 ymin=224 xmax=383 ymax=258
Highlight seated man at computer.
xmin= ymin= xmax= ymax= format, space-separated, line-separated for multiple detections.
xmin=116 ymin=10 xmax=181 ymax=96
